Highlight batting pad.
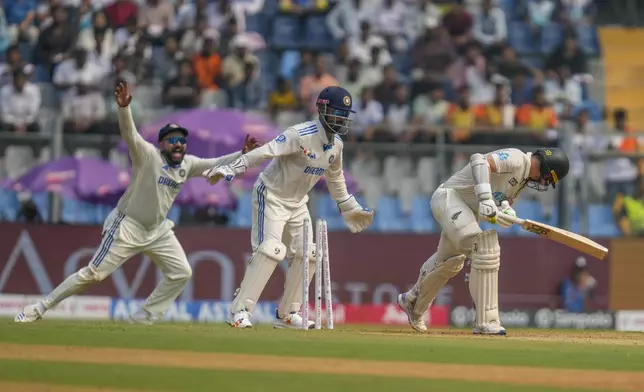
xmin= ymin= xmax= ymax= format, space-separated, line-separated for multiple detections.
xmin=230 ymin=239 xmax=286 ymax=314
xmin=277 ymin=244 xmax=316 ymax=317
xmin=414 ymin=254 xmax=466 ymax=317
xmin=469 ymin=230 xmax=501 ymax=328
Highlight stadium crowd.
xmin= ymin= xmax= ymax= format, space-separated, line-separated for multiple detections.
xmin=0 ymin=0 xmax=637 ymax=237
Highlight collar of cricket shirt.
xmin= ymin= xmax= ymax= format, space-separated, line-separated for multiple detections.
xmin=316 ymin=119 xmax=334 ymax=152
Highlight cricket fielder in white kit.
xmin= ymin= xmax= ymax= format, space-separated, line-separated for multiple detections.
xmin=204 ymin=86 xmax=375 ymax=329
xmin=15 ymin=82 xmax=259 ymax=324
xmin=398 ymin=147 xmax=570 ymax=335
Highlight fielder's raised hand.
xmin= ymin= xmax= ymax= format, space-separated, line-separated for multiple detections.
xmin=115 ymin=82 xmax=132 ymax=108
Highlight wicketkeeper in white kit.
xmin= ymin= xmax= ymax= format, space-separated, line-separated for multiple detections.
xmin=398 ymin=147 xmax=570 ymax=335
xmin=204 ymin=86 xmax=375 ymax=329
xmin=15 ymin=82 xmax=259 ymax=324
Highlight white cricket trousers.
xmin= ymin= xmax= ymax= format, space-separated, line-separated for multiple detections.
xmin=42 ymin=209 xmax=192 ymax=318
xmin=232 ymin=180 xmax=314 ymax=317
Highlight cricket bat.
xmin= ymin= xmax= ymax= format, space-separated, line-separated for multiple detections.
xmin=500 ymin=213 xmax=608 ymax=260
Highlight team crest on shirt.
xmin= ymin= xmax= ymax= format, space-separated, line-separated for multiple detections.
xmin=508 ymin=177 xmax=518 ymax=186
xmin=300 ymin=146 xmax=316 ymax=159
xmin=179 ymin=169 xmax=186 ymax=178
xmin=329 ymin=155 xmax=335 ymax=164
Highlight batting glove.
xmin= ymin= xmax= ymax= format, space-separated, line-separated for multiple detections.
xmin=497 ymin=200 xmax=516 ymax=228
xmin=478 ymin=198 xmax=498 ymax=224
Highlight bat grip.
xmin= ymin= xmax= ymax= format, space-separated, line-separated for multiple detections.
xmin=498 ymin=212 xmax=525 ymax=226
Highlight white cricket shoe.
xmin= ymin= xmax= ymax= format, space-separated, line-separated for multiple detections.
xmin=228 ymin=309 xmax=253 ymax=328
xmin=129 ymin=308 xmax=156 ymax=325
xmin=473 ymin=324 xmax=507 ymax=336
xmin=398 ymin=293 xmax=428 ymax=332
xmin=273 ymin=310 xmax=314 ymax=329
xmin=14 ymin=303 xmax=44 ymax=323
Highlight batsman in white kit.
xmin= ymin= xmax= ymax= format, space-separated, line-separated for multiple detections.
xmin=398 ymin=147 xmax=570 ymax=335
xmin=204 ymin=86 xmax=375 ymax=329
xmin=15 ymin=82 xmax=258 ymax=324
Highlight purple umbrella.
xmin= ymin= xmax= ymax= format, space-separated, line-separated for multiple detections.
xmin=119 ymin=108 xmax=281 ymax=158
xmin=176 ymin=177 xmax=236 ymax=209
xmin=4 ymin=157 xmax=130 ymax=200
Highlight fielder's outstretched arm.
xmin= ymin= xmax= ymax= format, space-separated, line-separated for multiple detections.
xmin=324 ymin=147 xmax=351 ymax=204
xmin=188 ymin=152 xmax=243 ymax=178
xmin=203 ymin=128 xmax=299 ymax=180
xmin=116 ymin=105 xmax=156 ymax=165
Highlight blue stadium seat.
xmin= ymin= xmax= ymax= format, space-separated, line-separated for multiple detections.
xmin=508 ymin=22 xmax=534 ymax=55
xmin=305 ymin=15 xmax=335 ymax=52
xmin=61 ymin=198 xmax=97 ymax=224
xmin=374 ymin=196 xmax=407 ymax=232
xmin=0 ymin=189 xmax=19 ymax=221
xmin=411 ymin=196 xmax=431 ymax=218
xmin=246 ymin=12 xmax=268 ymax=36
xmin=31 ymin=192 xmax=49 ymax=221
xmin=576 ymin=25 xmax=599 ymax=56
xmin=499 ymin=0 xmax=517 ymax=19
xmin=232 ymin=191 xmax=253 ymax=228
xmin=523 ymin=56 xmax=544 ymax=70
xmin=271 ymin=16 xmax=300 ymax=49
xmin=588 ymin=204 xmax=621 ymax=237
xmin=316 ymin=193 xmax=344 ymax=230
xmin=409 ymin=196 xmax=434 ymax=233
xmin=280 ymin=50 xmax=301 ymax=79
xmin=540 ymin=23 xmax=563 ymax=54
xmin=573 ymin=100 xmax=602 ymax=121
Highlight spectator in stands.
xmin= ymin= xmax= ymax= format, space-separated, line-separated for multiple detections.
xmin=339 ymin=58 xmax=367 ymax=102
xmin=78 ymin=10 xmax=116 ymax=57
xmin=103 ymin=54 xmax=136 ymax=97
xmin=34 ymin=5 xmax=73 ymax=78
xmin=87 ymin=31 xmax=118 ymax=78
xmin=410 ymin=84 xmax=448 ymax=142
xmin=475 ymin=83 xmax=515 ymax=128
xmin=450 ymin=41 xmax=485 ymax=90
xmin=473 ymin=0 xmax=507 ymax=57
xmin=446 ymin=86 xmax=476 ymax=142
xmin=604 ymin=109 xmax=640 ymax=203
xmin=105 ymin=77 xmax=141 ymax=128
xmin=0 ymin=45 xmax=33 ymax=87
xmin=411 ymin=16 xmax=457 ymax=95
xmin=62 ymin=79 xmax=107 ymax=135
xmin=557 ymin=0 xmax=596 ymax=28
xmin=162 ymin=59 xmax=201 ymax=109
xmin=218 ymin=15 xmax=239 ymax=58
xmin=291 ymin=49 xmax=315 ymax=92
xmin=230 ymin=61 xmax=261 ymax=110
xmin=222 ymin=35 xmax=259 ymax=93
xmin=16 ymin=193 xmax=43 ymax=223
xmin=0 ymin=7 xmax=9 ymax=55
xmin=546 ymin=33 xmax=588 ymax=75
xmin=352 ymin=86 xmax=385 ymax=142
xmin=386 ymin=84 xmax=411 ymax=142
xmin=268 ymin=76 xmax=299 ymax=120
xmin=374 ymin=0 xmax=408 ymax=52
xmin=138 ymin=0 xmax=174 ymax=46
xmin=374 ymin=65 xmax=400 ymax=111
xmin=193 ymin=36 xmax=223 ymax=106
xmin=180 ymin=15 xmax=213 ymax=57
xmin=441 ymin=0 xmax=473 ymax=53
xmin=544 ymin=65 xmax=582 ymax=115
xmin=613 ymin=182 xmax=644 ymax=237
xmin=114 ymin=16 xmax=140 ymax=51
xmin=174 ymin=0 xmax=208 ymax=33
xmin=329 ymin=40 xmax=350 ymax=84
xmin=5 ymin=1 xmax=38 ymax=46
xmin=326 ymin=0 xmax=378 ymax=40
xmin=526 ymin=0 xmax=556 ymax=38
xmin=348 ymin=22 xmax=391 ymax=67
xmin=299 ymin=54 xmax=337 ymax=117
xmin=53 ymin=48 xmax=103 ymax=96
xmin=207 ymin=0 xmax=246 ymax=33
xmin=555 ymin=256 xmax=597 ymax=311
xmin=497 ymin=45 xmax=543 ymax=105
xmin=0 ymin=69 xmax=41 ymax=133
xmin=516 ymin=86 xmax=558 ymax=132
xmin=123 ymin=35 xmax=153 ymax=83
xmin=105 ymin=0 xmax=139 ymax=30
xmin=405 ymin=0 xmax=442 ymax=42
xmin=156 ymin=35 xmax=185 ymax=83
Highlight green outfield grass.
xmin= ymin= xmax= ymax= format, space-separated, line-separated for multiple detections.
xmin=0 ymin=321 xmax=643 ymax=392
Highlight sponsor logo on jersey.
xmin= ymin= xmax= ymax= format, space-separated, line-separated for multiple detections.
xmin=179 ymin=169 xmax=186 ymax=178
xmin=304 ymin=166 xmax=325 ymax=176
xmin=275 ymin=134 xmax=286 ymax=143
xmin=158 ymin=176 xmax=182 ymax=189
xmin=329 ymin=154 xmax=335 ymax=164
xmin=497 ymin=151 xmax=510 ymax=161
xmin=509 ymin=177 xmax=518 ymax=186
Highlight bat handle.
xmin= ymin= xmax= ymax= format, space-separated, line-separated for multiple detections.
xmin=498 ymin=212 xmax=526 ymax=226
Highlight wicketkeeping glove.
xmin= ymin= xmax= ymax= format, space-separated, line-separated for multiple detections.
xmin=497 ymin=200 xmax=516 ymax=228
xmin=337 ymin=196 xmax=374 ymax=233
xmin=203 ymin=165 xmax=235 ymax=185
